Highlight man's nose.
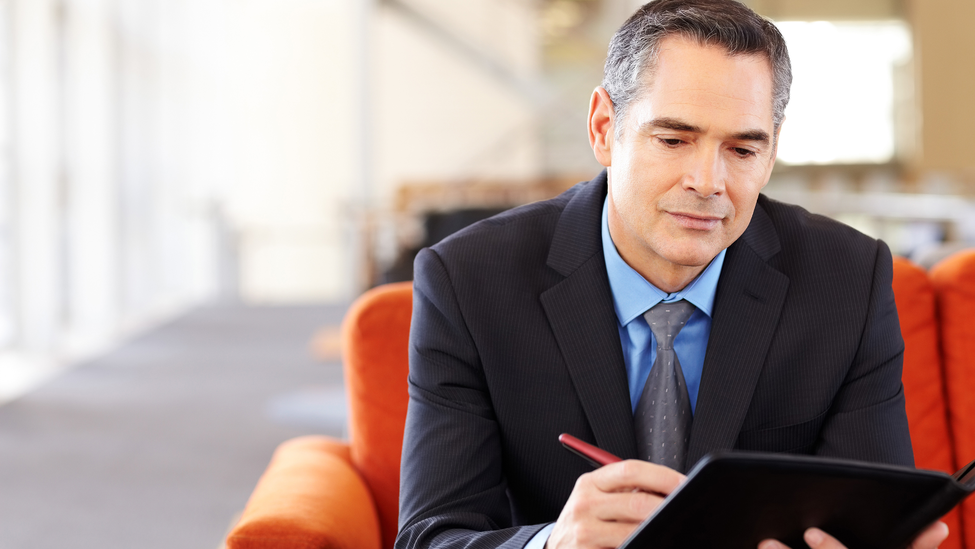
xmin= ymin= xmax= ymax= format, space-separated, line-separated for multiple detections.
xmin=682 ymin=147 xmax=726 ymax=197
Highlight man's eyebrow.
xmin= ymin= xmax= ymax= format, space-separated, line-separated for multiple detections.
xmin=644 ymin=117 xmax=702 ymax=133
xmin=731 ymin=129 xmax=770 ymax=145
xmin=643 ymin=117 xmax=771 ymax=146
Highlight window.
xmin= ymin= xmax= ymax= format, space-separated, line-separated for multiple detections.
xmin=774 ymin=21 xmax=912 ymax=165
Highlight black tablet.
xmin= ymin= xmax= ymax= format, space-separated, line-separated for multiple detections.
xmin=619 ymin=452 xmax=974 ymax=549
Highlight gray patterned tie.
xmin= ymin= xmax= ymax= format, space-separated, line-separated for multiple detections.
xmin=634 ymin=299 xmax=696 ymax=473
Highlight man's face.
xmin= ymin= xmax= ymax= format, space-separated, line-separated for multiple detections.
xmin=590 ymin=35 xmax=779 ymax=290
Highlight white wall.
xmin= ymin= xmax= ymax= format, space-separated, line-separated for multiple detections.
xmin=222 ymin=0 xmax=358 ymax=303
xmin=374 ymin=3 xmax=543 ymax=198
xmin=221 ymin=0 xmax=544 ymax=302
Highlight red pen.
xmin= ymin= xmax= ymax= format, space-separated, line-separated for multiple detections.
xmin=559 ymin=433 xmax=622 ymax=468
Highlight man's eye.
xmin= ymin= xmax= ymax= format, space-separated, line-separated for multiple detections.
xmin=660 ymin=138 xmax=682 ymax=146
xmin=733 ymin=147 xmax=755 ymax=157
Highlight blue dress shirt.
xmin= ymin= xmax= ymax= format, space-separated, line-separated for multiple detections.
xmin=526 ymin=197 xmax=726 ymax=549
xmin=600 ymin=196 xmax=725 ymax=414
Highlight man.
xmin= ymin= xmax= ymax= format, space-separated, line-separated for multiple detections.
xmin=396 ymin=1 xmax=950 ymax=548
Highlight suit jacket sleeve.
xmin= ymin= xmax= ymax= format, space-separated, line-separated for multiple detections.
xmin=813 ymin=240 xmax=914 ymax=465
xmin=396 ymin=247 xmax=547 ymax=549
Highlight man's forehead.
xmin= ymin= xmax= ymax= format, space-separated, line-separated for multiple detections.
xmin=631 ymin=35 xmax=776 ymax=133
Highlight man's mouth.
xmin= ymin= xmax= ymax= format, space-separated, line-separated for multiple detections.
xmin=668 ymin=211 xmax=722 ymax=230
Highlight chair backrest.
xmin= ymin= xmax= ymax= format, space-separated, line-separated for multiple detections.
xmin=893 ymin=257 xmax=958 ymax=472
xmin=892 ymin=257 xmax=964 ymax=549
xmin=342 ymin=282 xmax=413 ymax=549
xmin=931 ymin=249 xmax=975 ymax=546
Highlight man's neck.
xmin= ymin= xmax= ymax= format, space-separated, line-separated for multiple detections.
xmin=627 ymin=256 xmax=707 ymax=294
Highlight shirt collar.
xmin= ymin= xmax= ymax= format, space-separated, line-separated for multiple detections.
xmin=601 ymin=195 xmax=726 ymax=327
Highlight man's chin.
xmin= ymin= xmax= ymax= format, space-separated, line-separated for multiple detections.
xmin=663 ymin=248 xmax=724 ymax=270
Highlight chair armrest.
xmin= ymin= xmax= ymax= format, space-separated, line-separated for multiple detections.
xmin=226 ymin=435 xmax=382 ymax=549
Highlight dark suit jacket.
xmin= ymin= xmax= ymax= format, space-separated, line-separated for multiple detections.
xmin=396 ymin=171 xmax=913 ymax=549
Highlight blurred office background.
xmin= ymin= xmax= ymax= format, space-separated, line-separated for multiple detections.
xmin=0 ymin=0 xmax=972 ymax=547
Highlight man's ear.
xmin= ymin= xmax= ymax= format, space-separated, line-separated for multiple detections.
xmin=588 ymin=87 xmax=615 ymax=167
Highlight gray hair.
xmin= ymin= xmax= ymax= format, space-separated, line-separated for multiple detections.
xmin=602 ymin=0 xmax=792 ymax=141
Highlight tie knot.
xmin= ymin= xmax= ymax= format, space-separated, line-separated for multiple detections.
xmin=643 ymin=300 xmax=695 ymax=350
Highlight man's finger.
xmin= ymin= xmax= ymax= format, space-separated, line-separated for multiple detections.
xmin=909 ymin=521 xmax=949 ymax=549
xmin=568 ymin=472 xmax=668 ymax=523
xmin=758 ymin=528 xmax=845 ymax=549
xmin=804 ymin=521 xmax=949 ymax=549
xmin=803 ymin=528 xmax=836 ymax=548
xmin=588 ymin=459 xmax=686 ymax=495
xmin=590 ymin=490 xmax=668 ymax=523
xmin=759 ymin=521 xmax=950 ymax=549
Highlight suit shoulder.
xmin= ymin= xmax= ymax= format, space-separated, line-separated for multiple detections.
xmin=757 ymin=194 xmax=885 ymax=272
xmin=759 ymin=194 xmax=879 ymax=247
xmin=414 ymin=181 xmax=594 ymax=314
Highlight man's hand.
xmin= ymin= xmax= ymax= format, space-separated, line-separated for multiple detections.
xmin=758 ymin=521 xmax=949 ymax=549
xmin=546 ymin=459 xmax=685 ymax=549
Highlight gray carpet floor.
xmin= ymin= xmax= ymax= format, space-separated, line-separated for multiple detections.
xmin=0 ymin=304 xmax=349 ymax=549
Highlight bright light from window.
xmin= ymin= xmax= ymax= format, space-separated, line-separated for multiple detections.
xmin=775 ymin=21 xmax=912 ymax=165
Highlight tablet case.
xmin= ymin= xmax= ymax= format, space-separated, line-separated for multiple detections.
xmin=618 ymin=452 xmax=975 ymax=549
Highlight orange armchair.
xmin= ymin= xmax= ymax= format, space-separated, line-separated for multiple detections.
xmin=226 ymin=282 xmax=412 ymax=549
xmin=227 ymin=250 xmax=975 ymax=549
xmin=932 ymin=251 xmax=975 ymax=544
xmin=893 ymin=256 xmax=964 ymax=549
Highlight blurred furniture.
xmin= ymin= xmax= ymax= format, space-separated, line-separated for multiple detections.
xmin=226 ymin=250 xmax=975 ymax=549
xmin=364 ymin=177 xmax=583 ymax=288
xmin=378 ymin=208 xmax=508 ymax=285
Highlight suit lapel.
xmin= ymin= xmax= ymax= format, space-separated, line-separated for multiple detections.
xmin=540 ymin=172 xmax=637 ymax=460
xmin=541 ymin=257 xmax=637 ymax=460
xmin=687 ymin=200 xmax=790 ymax=465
